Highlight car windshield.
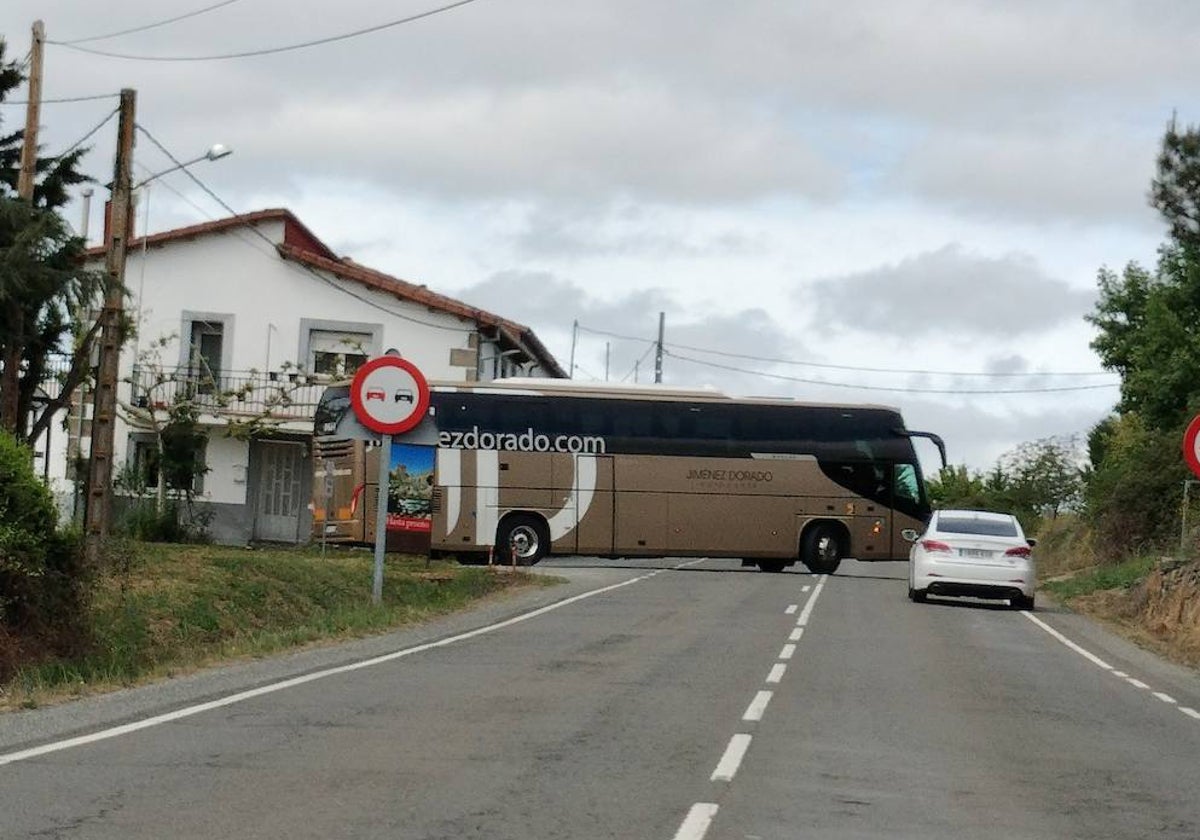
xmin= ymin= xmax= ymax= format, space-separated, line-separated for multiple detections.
xmin=937 ymin=515 xmax=1019 ymax=537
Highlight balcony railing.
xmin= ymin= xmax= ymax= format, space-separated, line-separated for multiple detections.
xmin=127 ymin=366 xmax=327 ymax=423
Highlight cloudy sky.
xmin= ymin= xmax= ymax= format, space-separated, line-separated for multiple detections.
xmin=3 ymin=0 xmax=1193 ymax=472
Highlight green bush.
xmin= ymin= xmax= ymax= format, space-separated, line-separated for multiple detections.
xmin=0 ymin=430 xmax=91 ymax=676
xmin=1084 ymin=413 xmax=1189 ymax=561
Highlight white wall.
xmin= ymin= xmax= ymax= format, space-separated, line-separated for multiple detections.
xmin=54 ymin=218 xmax=485 ymax=515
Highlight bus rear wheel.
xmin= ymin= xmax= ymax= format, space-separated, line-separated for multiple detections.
xmin=496 ymin=515 xmax=550 ymax=566
xmin=801 ymin=524 xmax=843 ymax=575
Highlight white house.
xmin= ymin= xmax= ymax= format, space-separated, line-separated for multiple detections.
xmin=47 ymin=208 xmax=564 ymax=545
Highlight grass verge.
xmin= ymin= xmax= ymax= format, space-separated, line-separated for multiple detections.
xmin=1041 ymin=554 xmax=1158 ymax=600
xmin=2 ymin=542 xmax=556 ymax=711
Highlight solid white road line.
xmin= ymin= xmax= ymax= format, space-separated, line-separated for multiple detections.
xmin=711 ymin=734 xmax=753 ymax=781
xmin=1023 ymin=612 xmax=1200 ymax=725
xmin=0 ymin=571 xmax=665 ymax=768
xmin=673 ymin=803 xmax=719 ymax=840
xmin=743 ymin=690 xmax=773 ymax=722
xmin=1023 ymin=612 xmax=1115 ymax=670
xmin=788 ymin=627 xmax=804 ymax=642
xmin=778 ymin=643 xmax=797 ymax=660
xmin=766 ymin=664 xmax=787 ymax=684
xmin=785 ymin=604 xmax=798 ymax=615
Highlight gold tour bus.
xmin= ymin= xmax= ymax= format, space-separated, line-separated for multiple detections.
xmin=311 ymin=378 xmax=945 ymax=573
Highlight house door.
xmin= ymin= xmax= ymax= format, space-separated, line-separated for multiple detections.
xmin=253 ymin=441 xmax=305 ymax=542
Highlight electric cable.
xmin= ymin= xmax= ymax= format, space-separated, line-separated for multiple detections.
xmin=577 ymin=322 xmax=1116 ymax=380
xmin=666 ymin=350 xmax=1121 ymax=396
xmin=60 ymin=0 xmax=246 ymax=45
xmin=50 ymin=0 xmax=485 ymax=61
xmin=134 ymin=122 xmax=481 ymax=335
xmin=53 ymin=105 xmax=119 ymax=160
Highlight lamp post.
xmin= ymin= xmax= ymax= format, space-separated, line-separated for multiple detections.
xmin=83 ymin=93 xmax=234 ymax=562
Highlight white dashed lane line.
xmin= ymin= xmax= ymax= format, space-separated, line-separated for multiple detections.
xmin=742 ymin=691 xmax=773 ymax=722
xmin=1023 ymin=611 xmax=1200 ymax=724
xmin=672 ymin=804 xmax=719 ymax=840
xmin=711 ymin=734 xmax=753 ymax=782
xmin=671 ymin=574 xmax=828 ymax=840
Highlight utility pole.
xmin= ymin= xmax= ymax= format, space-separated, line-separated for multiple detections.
xmin=568 ymin=319 xmax=577 ymax=379
xmin=654 ymin=311 xmax=665 ymax=384
xmin=17 ymin=20 xmax=45 ymax=201
xmin=604 ymin=342 xmax=610 ymax=382
xmin=84 ymin=88 xmax=136 ymax=565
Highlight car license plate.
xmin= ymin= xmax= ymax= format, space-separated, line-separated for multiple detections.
xmin=959 ymin=548 xmax=992 ymax=558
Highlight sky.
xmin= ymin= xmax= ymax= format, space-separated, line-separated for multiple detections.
xmin=3 ymin=0 xmax=1195 ymax=474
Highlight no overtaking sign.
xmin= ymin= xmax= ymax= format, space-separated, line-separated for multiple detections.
xmin=350 ymin=356 xmax=430 ymax=436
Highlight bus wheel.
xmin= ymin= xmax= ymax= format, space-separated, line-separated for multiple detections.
xmin=801 ymin=524 xmax=843 ymax=575
xmin=496 ymin=515 xmax=550 ymax=566
xmin=757 ymin=560 xmax=787 ymax=573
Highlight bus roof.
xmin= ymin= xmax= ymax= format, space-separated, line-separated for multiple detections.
xmin=431 ymin=376 xmax=903 ymax=413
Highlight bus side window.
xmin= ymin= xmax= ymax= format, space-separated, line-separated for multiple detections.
xmin=894 ymin=463 xmax=921 ymax=504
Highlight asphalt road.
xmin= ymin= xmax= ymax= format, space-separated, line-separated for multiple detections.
xmin=3 ymin=557 xmax=1200 ymax=839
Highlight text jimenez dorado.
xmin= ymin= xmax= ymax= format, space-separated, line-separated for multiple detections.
xmin=438 ymin=426 xmax=606 ymax=455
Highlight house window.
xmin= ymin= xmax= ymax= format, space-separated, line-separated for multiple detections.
xmin=187 ymin=319 xmax=224 ymax=394
xmin=130 ymin=431 xmax=207 ymax=494
xmin=309 ymin=330 xmax=370 ymax=380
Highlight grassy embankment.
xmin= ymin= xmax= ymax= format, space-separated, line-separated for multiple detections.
xmin=1034 ymin=515 xmax=1200 ymax=669
xmin=2 ymin=543 xmax=556 ymax=710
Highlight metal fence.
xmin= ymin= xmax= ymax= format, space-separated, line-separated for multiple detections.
xmin=127 ymin=366 xmax=326 ymax=421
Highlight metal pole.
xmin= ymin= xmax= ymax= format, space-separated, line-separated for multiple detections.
xmin=1183 ymin=480 xmax=1193 ymax=551
xmin=372 ymin=434 xmax=392 ymax=604
xmin=605 ymin=342 xmax=610 ymax=382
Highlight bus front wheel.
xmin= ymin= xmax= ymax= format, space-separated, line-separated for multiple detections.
xmin=496 ymin=515 xmax=550 ymax=566
xmin=801 ymin=524 xmax=843 ymax=575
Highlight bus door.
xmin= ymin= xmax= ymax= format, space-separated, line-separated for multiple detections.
xmin=551 ymin=454 xmax=613 ymax=556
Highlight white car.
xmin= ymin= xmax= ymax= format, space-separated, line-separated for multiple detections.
xmin=905 ymin=509 xmax=1036 ymax=610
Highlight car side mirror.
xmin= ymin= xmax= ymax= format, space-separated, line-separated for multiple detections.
xmin=1026 ymin=537 xmax=1038 ymax=548
xmin=901 ymin=528 xmax=920 ymax=543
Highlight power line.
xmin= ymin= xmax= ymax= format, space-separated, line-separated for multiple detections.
xmin=60 ymin=0 xmax=246 ymax=45
xmin=53 ymin=105 xmax=119 ymax=160
xmin=50 ymin=0 xmax=486 ymax=62
xmin=577 ymin=321 xmax=1115 ymax=379
xmin=2 ymin=92 xmax=121 ymax=106
xmin=619 ymin=342 xmax=657 ymax=383
xmin=666 ymin=350 xmax=1120 ymax=396
xmin=133 ymin=122 xmax=478 ymax=335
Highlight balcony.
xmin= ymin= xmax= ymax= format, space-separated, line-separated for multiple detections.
xmin=127 ymin=366 xmax=327 ymax=425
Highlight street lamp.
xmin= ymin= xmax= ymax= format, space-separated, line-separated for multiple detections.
xmin=133 ymin=143 xmax=233 ymax=189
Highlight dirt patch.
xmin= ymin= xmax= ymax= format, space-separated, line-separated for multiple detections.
xmin=1065 ymin=559 xmax=1200 ymax=670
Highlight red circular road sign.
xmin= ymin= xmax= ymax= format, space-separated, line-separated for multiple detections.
xmin=349 ymin=356 xmax=430 ymax=436
xmin=1184 ymin=414 xmax=1200 ymax=479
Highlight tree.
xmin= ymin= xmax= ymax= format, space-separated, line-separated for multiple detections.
xmin=998 ymin=436 xmax=1084 ymax=521
xmin=0 ymin=38 xmax=102 ymax=443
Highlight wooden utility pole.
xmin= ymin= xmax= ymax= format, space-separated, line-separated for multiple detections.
xmin=16 ymin=20 xmax=45 ymax=201
xmin=84 ymin=88 xmax=136 ymax=565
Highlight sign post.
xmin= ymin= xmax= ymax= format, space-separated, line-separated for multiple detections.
xmin=349 ymin=356 xmax=431 ymax=604
xmin=1180 ymin=415 xmax=1200 ymax=551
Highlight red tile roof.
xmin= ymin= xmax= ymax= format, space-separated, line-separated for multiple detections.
xmin=86 ymin=208 xmax=566 ymax=377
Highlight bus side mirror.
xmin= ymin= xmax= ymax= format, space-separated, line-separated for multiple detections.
xmin=901 ymin=528 xmax=919 ymax=543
